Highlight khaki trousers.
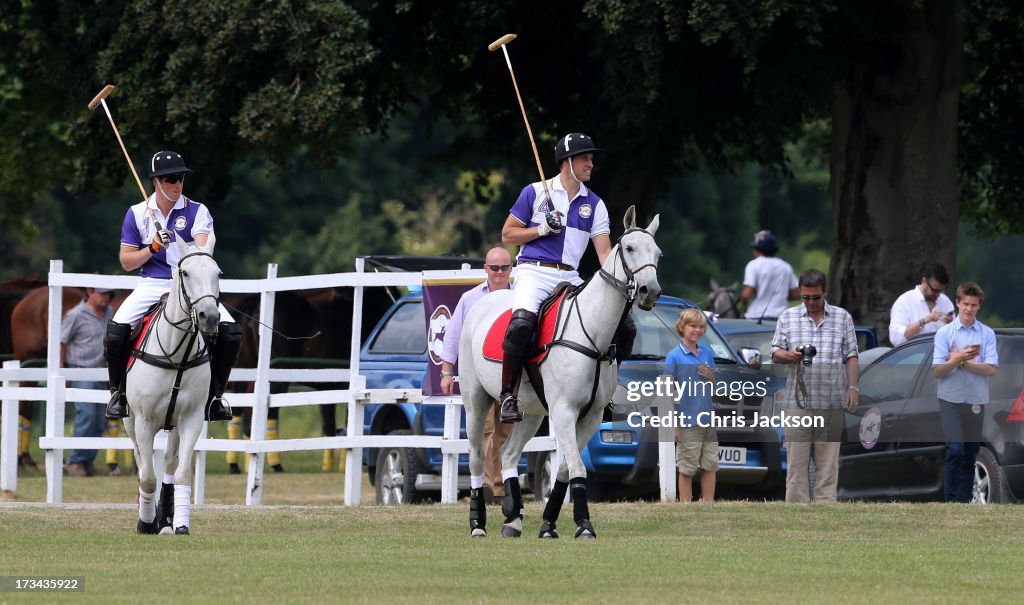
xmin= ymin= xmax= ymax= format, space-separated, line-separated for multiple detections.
xmin=483 ymin=400 xmax=513 ymax=497
xmin=784 ymin=407 xmax=843 ymax=503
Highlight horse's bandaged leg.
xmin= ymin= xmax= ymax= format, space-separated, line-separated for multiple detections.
xmin=138 ymin=488 xmax=156 ymax=524
xmin=267 ymin=418 xmax=281 ymax=467
xmin=469 ymin=487 xmax=487 ymax=536
xmin=543 ymin=479 xmax=569 ymax=522
xmin=18 ymin=415 xmax=30 ymax=455
xmin=502 ymin=477 xmax=523 ymax=522
xmin=174 ymin=484 xmax=192 ymax=530
xmin=570 ymin=477 xmax=590 ymax=524
xmin=226 ymin=416 xmax=242 ymax=465
xmin=322 ymin=449 xmax=334 ymax=473
xmin=470 ymin=475 xmax=484 ymax=489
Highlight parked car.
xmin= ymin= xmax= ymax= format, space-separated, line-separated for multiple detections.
xmin=360 ymin=291 xmax=788 ymax=503
xmin=838 ymin=329 xmax=1024 ymax=504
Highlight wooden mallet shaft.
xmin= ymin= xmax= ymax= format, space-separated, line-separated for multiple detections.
xmin=87 ymin=85 xmax=150 ymax=205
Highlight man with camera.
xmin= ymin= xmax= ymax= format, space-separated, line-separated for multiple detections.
xmin=770 ymin=269 xmax=859 ymax=502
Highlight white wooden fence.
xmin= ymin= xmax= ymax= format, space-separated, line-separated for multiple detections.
xmin=0 ymin=258 xmax=560 ymax=506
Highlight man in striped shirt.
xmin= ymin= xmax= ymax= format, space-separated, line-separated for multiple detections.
xmin=771 ymin=268 xmax=859 ymax=502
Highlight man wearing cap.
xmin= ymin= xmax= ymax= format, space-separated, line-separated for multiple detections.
xmin=61 ymin=286 xmax=115 ymax=476
xmin=103 ymin=150 xmax=241 ymax=423
xmin=740 ymin=229 xmax=799 ymax=321
xmin=498 ymin=132 xmax=629 ymax=424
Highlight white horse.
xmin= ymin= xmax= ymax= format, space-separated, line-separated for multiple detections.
xmin=124 ymin=235 xmax=221 ymax=535
xmin=459 ymin=206 xmax=661 ymax=539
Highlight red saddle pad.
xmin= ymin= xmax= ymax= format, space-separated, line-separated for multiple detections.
xmin=482 ymin=289 xmax=568 ymax=364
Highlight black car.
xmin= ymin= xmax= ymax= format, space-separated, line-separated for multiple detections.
xmin=838 ymin=329 xmax=1024 ymax=503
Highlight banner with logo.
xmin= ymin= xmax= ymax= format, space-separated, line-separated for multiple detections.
xmin=422 ymin=277 xmax=483 ymax=396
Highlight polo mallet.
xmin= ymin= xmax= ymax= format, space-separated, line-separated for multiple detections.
xmin=88 ymin=85 xmax=164 ymax=231
xmin=488 ymin=34 xmax=560 ymax=231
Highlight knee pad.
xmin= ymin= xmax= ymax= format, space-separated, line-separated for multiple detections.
xmin=503 ymin=310 xmax=538 ymax=357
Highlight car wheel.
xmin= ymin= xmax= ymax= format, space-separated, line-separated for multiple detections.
xmin=374 ymin=430 xmax=425 ymax=505
xmin=532 ymin=450 xmax=554 ymax=503
xmin=973 ymin=447 xmax=1009 ymax=505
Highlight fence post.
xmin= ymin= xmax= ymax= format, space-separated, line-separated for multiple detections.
xmin=246 ymin=263 xmax=277 ymax=506
xmin=344 ymin=257 xmax=366 ymax=506
xmin=657 ymin=386 xmax=677 ymax=503
xmin=45 ymin=260 xmax=66 ymax=504
xmin=441 ymin=400 xmax=460 ymax=504
xmin=1 ymin=360 xmax=20 ymax=496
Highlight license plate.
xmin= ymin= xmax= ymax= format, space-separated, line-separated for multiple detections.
xmin=718 ymin=446 xmax=747 ymax=465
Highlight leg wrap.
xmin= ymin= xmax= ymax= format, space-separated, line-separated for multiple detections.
xmin=266 ymin=418 xmax=281 ymax=468
xmin=502 ymin=476 xmax=523 ymax=522
xmin=570 ymin=477 xmax=590 ymax=524
xmin=543 ymin=479 xmax=569 ymax=522
xmin=469 ymin=487 xmax=487 ymax=533
xmin=157 ymin=482 xmax=175 ymax=529
xmin=226 ymin=416 xmax=242 ymax=465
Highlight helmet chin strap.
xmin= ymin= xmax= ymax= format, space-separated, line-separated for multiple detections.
xmin=568 ymin=157 xmax=582 ymax=184
xmin=155 ymin=179 xmax=178 ymax=203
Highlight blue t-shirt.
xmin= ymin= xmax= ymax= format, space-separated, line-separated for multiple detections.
xmin=665 ymin=343 xmax=716 ymax=424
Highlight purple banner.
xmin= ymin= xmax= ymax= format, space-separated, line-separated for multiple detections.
xmin=422 ymin=277 xmax=482 ymax=396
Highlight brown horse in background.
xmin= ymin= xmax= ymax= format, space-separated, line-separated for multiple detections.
xmin=0 ymin=278 xmax=47 ymax=355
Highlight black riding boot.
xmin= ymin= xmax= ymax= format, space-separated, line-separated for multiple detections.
xmin=205 ymin=322 xmax=242 ymax=422
xmin=104 ymin=321 xmax=133 ymax=419
xmin=499 ymin=309 xmax=538 ymax=423
xmin=614 ymin=311 xmax=637 ymax=365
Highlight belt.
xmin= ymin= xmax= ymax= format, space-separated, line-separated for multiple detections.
xmin=521 ymin=261 xmax=575 ymax=272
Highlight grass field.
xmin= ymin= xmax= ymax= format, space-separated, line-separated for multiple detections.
xmin=2 ymin=499 xmax=1023 ymax=604
xmin=6 ymin=407 xmax=1024 ymax=603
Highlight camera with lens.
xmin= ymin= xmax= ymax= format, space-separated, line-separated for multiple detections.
xmin=796 ymin=344 xmax=817 ymax=366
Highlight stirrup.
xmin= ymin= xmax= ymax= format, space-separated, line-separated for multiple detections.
xmin=105 ymin=392 xmax=128 ymax=420
xmin=499 ymin=394 xmax=523 ymax=424
xmin=206 ymin=397 xmax=233 ymax=422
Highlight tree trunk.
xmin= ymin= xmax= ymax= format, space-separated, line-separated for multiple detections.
xmin=830 ymin=0 xmax=963 ymax=344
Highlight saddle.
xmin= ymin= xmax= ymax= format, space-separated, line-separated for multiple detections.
xmin=482 ymin=282 xmax=577 ymax=365
xmin=126 ymin=294 xmax=168 ymax=372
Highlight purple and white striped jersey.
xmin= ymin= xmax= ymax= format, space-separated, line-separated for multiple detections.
xmin=509 ymin=177 xmax=610 ymax=269
xmin=120 ymin=194 xmax=214 ymax=279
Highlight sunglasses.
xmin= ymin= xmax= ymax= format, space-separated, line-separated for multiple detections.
xmin=161 ymin=174 xmax=186 ymax=184
xmin=801 ymin=295 xmax=823 ymax=301
xmin=486 ymin=264 xmax=512 ymax=272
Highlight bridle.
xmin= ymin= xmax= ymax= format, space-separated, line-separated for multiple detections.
xmin=145 ymin=251 xmax=219 ymax=365
xmin=710 ymin=287 xmax=740 ymax=318
xmin=597 ymin=227 xmax=658 ymax=305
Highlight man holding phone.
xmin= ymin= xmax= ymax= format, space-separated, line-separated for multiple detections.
xmin=932 ymin=282 xmax=998 ymax=503
xmin=889 ymin=263 xmax=955 ymax=346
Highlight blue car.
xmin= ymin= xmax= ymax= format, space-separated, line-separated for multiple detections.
xmin=360 ymin=292 xmax=786 ymax=503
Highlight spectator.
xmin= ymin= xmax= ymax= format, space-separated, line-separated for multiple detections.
xmin=740 ymin=230 xmax=799 ymax=321
xmin=888 ymin=263 xmax=955 ymax=346
xmin=61 ymin=286 xmax=115 ymax=477
xmin=771 ymin=269 xmax=859 ymax=502
xmin=665 ymin=308 xmax=718 ymax=503
xmin=932 ymin=282 xmax=998 ymax=503
xmin=439 ymin=247 xmax=514 ymax=504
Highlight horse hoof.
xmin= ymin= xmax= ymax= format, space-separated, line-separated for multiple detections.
xmin=158 ymin=526 xmax=174 ymax=536
xmin=471 ymin=528 xmax=487 ymax=538
xmin=174 ymin=526 xmax=190 ymax=535
xmin=501 ymin=525 xmax=522 ymax=538
xmin=538 ymin=521 xmax=559 ymax=539
xmin=272 ymin=464 xmax=285 ymax=473
xmin=137 ymin=519 xmax=158 ymax=535
xmin=574 ymin=519 xmax=597 ymax=540
xmin=229 ymin=463 xmax=241 ymax=475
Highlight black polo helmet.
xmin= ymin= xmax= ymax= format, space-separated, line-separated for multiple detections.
xmin=750 ymin=229 xmax=779 ymax=255
xmin=554 ymin=133 xmax=603 ymax=167
xmin=148 ymin=151 xmax=193 ymax=178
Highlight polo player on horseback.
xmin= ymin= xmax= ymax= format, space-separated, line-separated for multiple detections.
xmin=104 ymin=151 xmax=240 ymax=423
xmin=498 ymin=133 xmax=636 ymax=424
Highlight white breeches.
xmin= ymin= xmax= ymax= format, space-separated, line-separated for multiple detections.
xmin=511 ymin=264 xmax=583 ymax=314
xmin=112 ymin=278 xmax=234 ymax=327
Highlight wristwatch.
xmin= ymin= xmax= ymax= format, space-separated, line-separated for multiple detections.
xmin=440 ymin=370 xmax=453 ymax=377
xmin=919 ymin=318 xmax=926 ymax=328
